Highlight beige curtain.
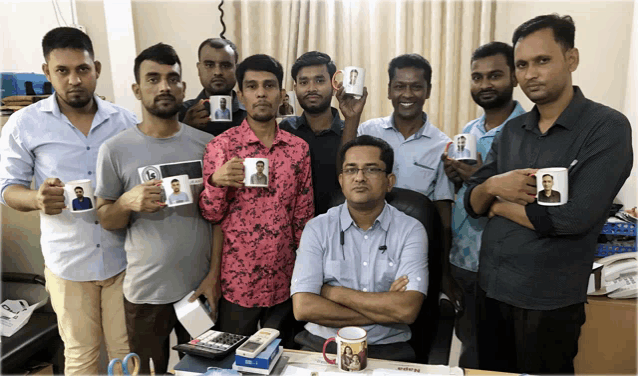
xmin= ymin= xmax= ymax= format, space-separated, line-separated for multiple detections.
xmin=226 ymin=0 xmax=496 ymax=136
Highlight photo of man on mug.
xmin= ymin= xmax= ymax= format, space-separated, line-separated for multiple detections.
xmin=538 ymin=174 xmax=561 ymax=203
xmin=250 ymin=160 xmax=268 ymax=186
xmin=453 ymin=135 xmax=472 ymax=160
xmin=349 ymin=69 xmax=359 ymax=86
xmin=72 ymin=186 xmax=93 ymax=211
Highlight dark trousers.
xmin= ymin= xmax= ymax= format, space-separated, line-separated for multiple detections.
xmin=476 ymin=287 xmax=586 ymax=375
xmin=123 ymin=297 xmax=191 ymax=375
xmin=216 ymin=297 xmax=296 ymax=349
xmin=295 ymin=329 xmax=416 ymax=362
xmin=451 ymin=265 xmax=479 ymax=369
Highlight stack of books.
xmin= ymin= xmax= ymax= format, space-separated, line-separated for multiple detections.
xmin=232 ymin=338 xmax=283 ymax=375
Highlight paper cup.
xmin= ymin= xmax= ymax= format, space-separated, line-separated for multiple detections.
xmin=244 ymin=158 xmax=269 ymax=187
xmin=65 ymin=179 xmax=95 ymax=213
xmin=536 ymin=168 xmax=568 ymax=206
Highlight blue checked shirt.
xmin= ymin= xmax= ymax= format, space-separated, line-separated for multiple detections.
xmin=0 ymin=94 xmax=137 ymax=281
xmin=449 ymin=101 xmax=526 ymax=272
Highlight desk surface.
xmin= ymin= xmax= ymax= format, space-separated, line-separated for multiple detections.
xmin=174 ymin=349 xmax=516 ymax=375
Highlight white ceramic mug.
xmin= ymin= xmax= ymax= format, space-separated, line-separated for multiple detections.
xmin=323 ymin=326 xmax=368 ymax=372
xmin=536 ymin=167 xmax=568 ymax=206
xmin=210 ymin=95 xmax=232 ymax=122
xmin=332 ymin=66 xmax=365 ymax=98
xmin=64 ymin=179 xmax=95 ymax=213
xmin=244 ymin=158 xmax=269 ymax=187
xmin=163 ymin=174 xmax=193 ymax=207
xmin=451 ymin=133 xmax=477 ymax=161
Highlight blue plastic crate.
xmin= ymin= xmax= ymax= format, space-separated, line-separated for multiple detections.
xmin=1 ymin=72 xmax=52 ymax=98
xmin=595 ymin=244 xmax=637 ymax=257
xmin=601 ymin=222 xmax=637 ymax=236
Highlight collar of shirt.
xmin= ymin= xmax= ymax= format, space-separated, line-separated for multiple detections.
xmin=238 ymin=119 xmax=293 ymax=147
xmin=40 ymin=93 xmax=120 ymax=132
xmin=521 ymin=86 xmax=587 ymax=133
xmin=474 ymin=100 xmax=526 ymax=136
xmin=339 ymin=201 xmax=392 ymax=233
xmin=194 ymin=89 xmax=246 ymax=113
xmin=287 ymin=107 xmax=344 ymax=135
xmin=382 ymin=112 xmax=436 ymax=140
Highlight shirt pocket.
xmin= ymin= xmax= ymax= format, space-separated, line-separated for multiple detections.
xmin=374 ymin=255 xmax=400 ymax=292
xmin=325 ymin=259 xmax=354 ymax=287
xmin=411 ymin=157 xmax=436 ymax=192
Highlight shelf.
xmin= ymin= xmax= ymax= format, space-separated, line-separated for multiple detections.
xmin=601 ymin=222 xmax=637 ymax=236
xmin=595 ymin=244 xmax=637 ymax=257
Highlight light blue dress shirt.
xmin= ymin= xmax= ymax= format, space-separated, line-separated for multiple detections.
xmin=291 ymin=202 xmax=428 ymax=345
xmin=449 ymin=101 xmax=526 ymax=272
xmin=0 ymin=94 xmax=137 ymax=281
xmin=358 ymin=113 xmax=454 ymax=201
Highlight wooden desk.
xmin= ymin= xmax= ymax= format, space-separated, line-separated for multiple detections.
xmin=574 ymin=296 xmax=637 ymax=374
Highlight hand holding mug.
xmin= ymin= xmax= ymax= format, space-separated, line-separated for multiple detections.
xmin=123 ymin=179 xmax=166 ymax=213
xmin=182 ymin=99 xmax=209 ymax=129
xmin=336 ymin=82 xmax=368 ymax=119
xmin=36 ymin=177 xmax=66 ymax=215
xmin=211 ymin=157 xmax=245 ymax=188
xmin=488 ymin=168 xmax=538 ymax=205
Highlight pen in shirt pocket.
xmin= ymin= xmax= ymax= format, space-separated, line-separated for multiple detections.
xmin=568 ymin=159 xmax=578 ymax=172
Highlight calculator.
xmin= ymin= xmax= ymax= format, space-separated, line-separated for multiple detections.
xmin=173 ymin=330 xmax=248 ymax=359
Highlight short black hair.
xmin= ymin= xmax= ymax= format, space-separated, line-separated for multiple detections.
xmin=388 ymin=54 xmax=432 ymax=86
xmin=339 ymin=135 xmax=394 ymax=174
xmin=256 ymin=161 xmax=265 ymax=166
xmin=74 ymin=186 xmax=84 ymax=191
xmin=290 ymin=51 xmax=337 ymax=83
xmin=134 ymin=43 xmax=182 ymax=83
xmin=458 ymin=135 xmax=466 ymax=140
xmin=236 ymin=54 xmax=284 ymax=91
xmin=512 ymin=14 xmax=575 ymax=51
xmin=42 ymin=27 xmax=94 ymax=61
xmin=471 ymin=41 xmax=515 ymax=73
xmin=171 ymin=179 xmax=179 ymax=184
xmin=542 ymin=174 xmax=554 ymax=180
xmin=197 ymin=38 xmax=239 ymax=63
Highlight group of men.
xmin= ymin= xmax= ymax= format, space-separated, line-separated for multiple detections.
xmin=0 ymin=12 xmax=632 ymax=376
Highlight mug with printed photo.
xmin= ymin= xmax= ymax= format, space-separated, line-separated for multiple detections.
xmin=64 ymin=179 xmax=95 ymax=213
xmin=450 ymin=133 xmax=477 ymax=161
xmin=210 ymin=95 xmax=232 ymax=122
xmin=244 ymin=158 xmax=269 ymax=188
xmin=162 ymin=175 xmax=193 ymax=207
xmin=536 ymin=168 xmax=568 ymax=206
xmin=277 ymin=91 xmax=296 ymax=118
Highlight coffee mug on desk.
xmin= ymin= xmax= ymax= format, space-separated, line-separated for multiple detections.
xmin=323 ymin=326 xmax=368 ymax=372
xmin=332 ymin=66 xmax=365 ymax=98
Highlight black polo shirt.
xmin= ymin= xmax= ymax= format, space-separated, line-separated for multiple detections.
xmin=179 ymin=89 xmax=247 ymax=136
xmin=464 ymin=86 xmax=633 ymax=310
xmin=279 ymin=108 xmax=344 ymax=215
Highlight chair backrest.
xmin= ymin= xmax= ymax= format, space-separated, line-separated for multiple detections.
xmin=329 ymin=187 xmax=445 ymax=362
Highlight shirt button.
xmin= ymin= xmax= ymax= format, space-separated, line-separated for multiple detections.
xmin=362 ymin=288 xmax=368 ymax=292
xmin=389 ymin=262 xmax=394 ymax=267
xmin=86 ymin=146 xmax=91 ymax=150
xmin=96 ymin=244 xmax=100 ymax=248
xmin=364 ymin=235 xmax=368 ymax=240
xmin=363 ymin=262 xmax=368 ymax=266
xmin=94 ymin=221 xmax=99 ymax=225
xmin=417 ymin=277 xmax=422 ymax=282
xmin=88 ymin=171 xmax=92 ymax=175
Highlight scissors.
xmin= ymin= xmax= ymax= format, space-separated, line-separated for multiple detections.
xmin=108 ymin=353 xmax=140 ymax=376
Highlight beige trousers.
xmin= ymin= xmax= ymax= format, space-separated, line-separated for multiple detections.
xmin=44 ymin=267 xmax=130 ymax=375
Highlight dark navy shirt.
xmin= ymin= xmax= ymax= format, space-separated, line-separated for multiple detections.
xmin=465 ymin=87 xmax=633 ymax=310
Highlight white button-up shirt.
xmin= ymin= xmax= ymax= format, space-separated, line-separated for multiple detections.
xmin=0 ymin=94 xmax=137 ymax=281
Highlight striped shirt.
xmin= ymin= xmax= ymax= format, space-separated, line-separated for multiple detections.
xmin=465 ymin=86 xmax=633 ymax=310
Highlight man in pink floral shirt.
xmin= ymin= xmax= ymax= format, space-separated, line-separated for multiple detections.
xmin=199 ymin=54 xmax=314 ymax=344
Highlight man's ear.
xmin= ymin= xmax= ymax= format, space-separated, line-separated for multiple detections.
xmin=338 ymin=172 xmax=343 ymax=190
xmin=280 ymin=89 xmax=286 ymax=104
xmin=387 ymin=83 xmax=392 ymax=100
xmin=511 ymin=71 xmax=518 ymax=88
xmin=131 ymin=82 xmax=142 ymax=100
xmin=237 ymin=89 xmax=246 ymax=107
xmin=196 ymin=61 xmax=201 ymax=77
xmin=425 ymin=84 xmax=432 ymax=100
xmin=42 ymin=63 xmax=51 ymax=81
xmin=566 ymin=48 xmax=579 ymax=73
xmin=387 ymin=173 xmax=396 ymax=192
xmin=94 ymin=60 xmax=102 ymax=79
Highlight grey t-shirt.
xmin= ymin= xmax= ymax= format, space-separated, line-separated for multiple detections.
xmin=96 ymin=124 xmax=214 ymax=304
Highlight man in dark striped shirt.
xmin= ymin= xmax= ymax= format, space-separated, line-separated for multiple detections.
xmin=465 ymin=14 xmax=633 ymax=375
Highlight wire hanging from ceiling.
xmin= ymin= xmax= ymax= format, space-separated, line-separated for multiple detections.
xmin=218 ymin=0 xmax=227 ymax=39
xmin=70 ymin=0 xmax=77 ymax=25
xmin=52 ymin=0 xmax=67 ymax=26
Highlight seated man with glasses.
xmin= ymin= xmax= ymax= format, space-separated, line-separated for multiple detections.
xmin=291 ymin=135 xmax=428 ymax=361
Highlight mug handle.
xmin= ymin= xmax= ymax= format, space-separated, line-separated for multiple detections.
xmin=331 ymin=70 xmax=344 ymax=91
xmin=322 ymin=337 xmax=337 ymax=364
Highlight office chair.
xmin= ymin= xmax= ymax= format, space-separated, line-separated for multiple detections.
xmin=328 ymin=187 xmax=455 ymax=364
xmin=1 ymin=272 xmax=64 ymax=374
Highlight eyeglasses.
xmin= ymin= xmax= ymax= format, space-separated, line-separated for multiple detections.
xmin=342 ymin=167 xmax=387 ymax=177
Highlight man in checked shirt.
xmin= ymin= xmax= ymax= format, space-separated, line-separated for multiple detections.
xmin=199 ymin=54 xmax=314 ymax=346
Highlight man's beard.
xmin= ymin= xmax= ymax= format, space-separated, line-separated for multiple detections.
xmin=251 ymin=113 xmax=276 ymax=122
xmin=64 ymin=92 xmax=92 ymax=109
xmin=472 ymin=86 xmax=513 ymax=110
xmin=299 ymin=95 xmax=332 ymax=115
xmin=146 ymin=95 xmax=180 ymax=119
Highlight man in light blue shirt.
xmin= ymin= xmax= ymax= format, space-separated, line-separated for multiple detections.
xmin=441 ymin=41 xmax=525 ymax=369
xmin=0 ymin=27 xmax=136 ymax=375
xmin=356 ymin=54 xmax=459 ymax=311
xmin=291 ymin=135 xmax=428 ymax=362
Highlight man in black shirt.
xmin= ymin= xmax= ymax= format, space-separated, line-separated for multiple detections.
xmin=279 ymin=51 xmax=367 ymax=215
xmin=179 ymin=38 xmax=247 ymax=135
xmin=465 ymin=14 xmax=633 ymax=375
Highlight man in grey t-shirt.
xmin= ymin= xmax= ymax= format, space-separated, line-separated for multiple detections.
xmin=95 ymin=43 xmax=215 ymax=375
